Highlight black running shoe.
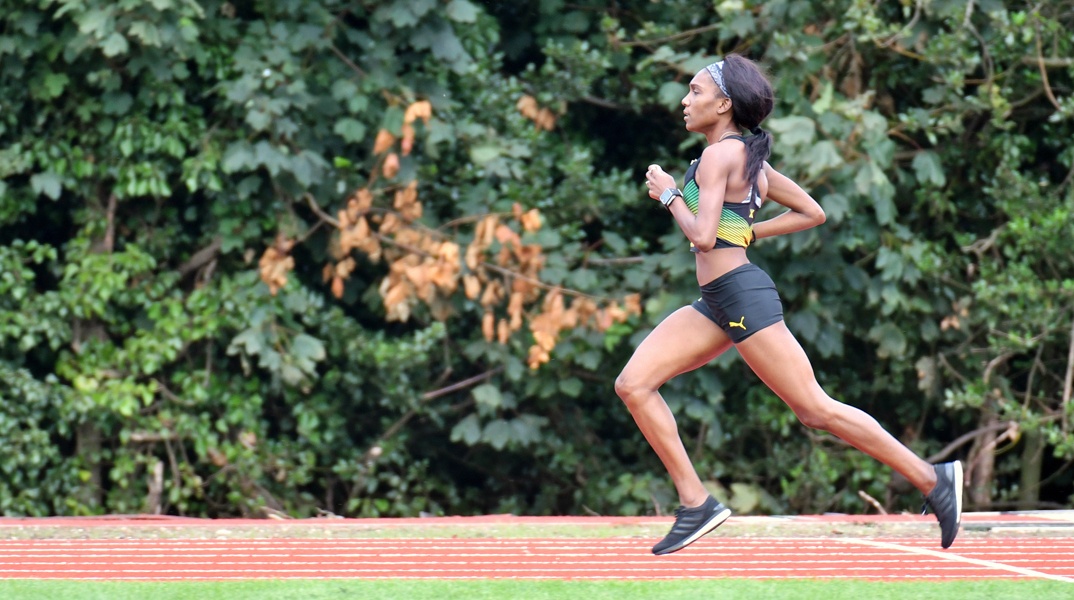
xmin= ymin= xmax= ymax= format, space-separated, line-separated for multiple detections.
xmin=921 ymin=460 xmax=963 ymax=549
xmin=652 ymin=495 xmax=731 ymax=555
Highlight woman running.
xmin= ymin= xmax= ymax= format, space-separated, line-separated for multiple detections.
xmin=616 ymin=54 xmax=962 ymax=555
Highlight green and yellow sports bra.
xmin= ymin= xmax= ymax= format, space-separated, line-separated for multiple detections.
xmin=683 ymin=139 xmax=760 ymax=252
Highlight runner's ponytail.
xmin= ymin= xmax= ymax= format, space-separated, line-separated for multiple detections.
xmin=721 ymin=55 xmax=774 ymax=191
xmin=743 ymin=126 xmax=771 ymax=192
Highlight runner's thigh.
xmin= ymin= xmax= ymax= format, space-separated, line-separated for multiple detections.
xmin=619 ymin=306 xmax=733 ymax=390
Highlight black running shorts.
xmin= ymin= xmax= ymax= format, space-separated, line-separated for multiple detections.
xmin=690 ymin=263 xmax=783 ymax=343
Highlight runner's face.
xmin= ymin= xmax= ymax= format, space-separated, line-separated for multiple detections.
xmin=682 ymin=71 xmax=730 ymax=132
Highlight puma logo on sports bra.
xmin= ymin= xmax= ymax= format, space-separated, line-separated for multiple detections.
xmin=682 ymin=141 xmax=761 ymax=252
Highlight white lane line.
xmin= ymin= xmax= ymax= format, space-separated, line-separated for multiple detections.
xmin=0 ymin=540 xmax=949 ymax=549
xmin=5 ymin=542 xmax=1067 ymax=552
xmin=836 ymin=539 xmax=1074 ymax=584
xmin=0 ymin=560 xmax=1009 ymax=568
xmin=0 ymin=553 xmax=915 ymax=558
xmin=0 ymin=549 xmax=913 ymax=556
xmin=0 ymin=553 xmax=909 ymax=560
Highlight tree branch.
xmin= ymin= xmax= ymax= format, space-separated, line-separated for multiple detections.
xmin=960 ymin=227 xmax=1003 ymax=259
xmin=937 ymin=353 xmax=970 ymax=385
xmin=858 ymin=490 xmax=888 ymax=515
xmin=103 ymin=193 xmax=117 ymax=254
xmin=982 ymin=351 xmax=1014 ymax=385
xmin=879 ymin=0 xmax=924 ymax=49
xmin=618 ymin=23 xmax=721 ymax=47
xmin=1021 ymin=56 xmax=1074 ymax=67
xmin=586 ymin=256 xmax=646 ymax=266
xmin=1035 ymin=25 xmax=1064 ymax=111
xmin=330 ymin=43 xmax=366 ymax=77
xmin=421 ymin=367 xmax=504 ymax=402
xmin=1062 ymin=315 xmax=1074 ymax=435
xmin=580 ymin=96 xmax=624 ymax=111
xmin=925 ymin=421 xmax=1018 ymax=463
xmin=357 ymin=367 xmax=505 ymax=464
xmin=178 ymin=237 xmax=223 ymax=277
xmin=1024 ymin=340 xmax=1046 ymax=409
xmin=128 ymin=431 xmax=180 ymax=443
xmin=964 ymin=420 xmax=1019 ymax=493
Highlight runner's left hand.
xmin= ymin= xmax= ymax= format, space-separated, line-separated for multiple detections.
xmin=645 ymin=164 xmax=675 ymax=201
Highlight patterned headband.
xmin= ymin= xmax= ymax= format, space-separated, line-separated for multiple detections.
xmin=705 ymin=61 xmax=730 ymax=100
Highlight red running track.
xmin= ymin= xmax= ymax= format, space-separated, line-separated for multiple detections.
xmin=1 ymin=537 xmax=1073 ymax=582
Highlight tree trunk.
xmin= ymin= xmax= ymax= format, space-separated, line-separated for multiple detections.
xmin=75 ymin=421 xmax=104 ymax=509
xmin=145 ymin=461 xmax=164 ymax=515
xmin=1019 ymin=428 xmax=1044 ymax=506
xmin=71 ymin=191 xmax=118 ymax=511
xmin=968 ymin=413 xmax=997 ymax=510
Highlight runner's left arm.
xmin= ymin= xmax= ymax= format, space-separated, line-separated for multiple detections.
xmin=752 ymin=162 xmax=825 ymax=240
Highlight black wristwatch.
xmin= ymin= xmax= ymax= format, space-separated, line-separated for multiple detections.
xmin=659 ymin=187 xmax=682 ymax=208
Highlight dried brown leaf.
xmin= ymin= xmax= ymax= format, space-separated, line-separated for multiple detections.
xmin=482 ymin=311 xmax=495 ymax=342
xmin=379 ymin=212 xmax=402 ymax=235
xmin=561 ymin=307 xmax=579 ymax=329
xmin=464 ymin=243 xmax=482 ymax=271
xmin=401 ymin=123 xmax=415 ymax=157
xmin=383 ymin=281 xmax=413 ymax=319
xmin=527 ymin=344 xmax=550 ymax=370
xmin=480 ymin=280 xmax=504 ymax=307
xmin=401 ymin=200 xmax=422 ymax=221
xmin=335 ymin=257 xmax=357 ymax=279
xmin=358 ymin=236 xmax=382 ymax=262
xmin=390 ymin=182 xmax=414 ymax=210
xmin=497 ymin=319 xmax=510 ymax=344
xmin=404 ymin=100 xmax=432 ymax=125
xmin=207 ymin=447 xmax=228 ymax=467
xmin=534 ymin=108 xmax=556 ymax=131
xmin=508 ymin=292 xmax=524 ymax=331
xmin=353 ymin=188 xmax=374 ymax=212
xmin=595 ymin=308 xmax=614 ymax=332
xmin=258 ymin=246 xmax=294 ymax=295
xmin=516 ymin=95 xmax=539 ymax=120
xmin=571 ymin=297 xmax=599 ymax=325
xmin=439 ymin=241 xmax=460 ymax=264
xmin=520 ymin=209 xmax=542 ymax=232
xmin=496 ymin=246 xmax=512 ymax=266
xmin=543 ymin=290 xmax=564 ymax=318
xmin=606 ymin=303 xmax=628 ymax=324
xmin=382 ymin=153 xmax=400 ymax=178
xmin=373 ymin=129 xmax=395 ymax=154
xmin=495 ymin=224 xmax=521 ymax=248
xmin=478 ymin=215 xmax=499 ymax=246
xmin=463 ymin=274 xmax=481 ymax=299
xmin=394 ymin=228 xmax=424 ymax=249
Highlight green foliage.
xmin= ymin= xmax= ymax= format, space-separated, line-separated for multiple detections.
xmin=1 ymin=0 xmax=1072 ymax=518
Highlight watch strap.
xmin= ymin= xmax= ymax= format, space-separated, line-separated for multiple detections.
xmin=660 ymin=187 xmax=682 ymax=207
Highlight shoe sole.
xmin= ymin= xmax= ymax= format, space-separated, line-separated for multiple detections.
xmin=652 ymin=507 xmax=731 ymax=556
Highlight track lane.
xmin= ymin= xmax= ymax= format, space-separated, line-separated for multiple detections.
xmin=0 ymin=537 xmax=1071 ymax=581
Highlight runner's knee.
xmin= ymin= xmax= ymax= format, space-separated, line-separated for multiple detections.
xmin=614 ymin=370 xmax=651 ymax=406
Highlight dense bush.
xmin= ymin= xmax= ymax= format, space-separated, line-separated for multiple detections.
xmin=1 ymin=0 xmax=1071 ymax=517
